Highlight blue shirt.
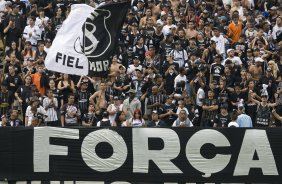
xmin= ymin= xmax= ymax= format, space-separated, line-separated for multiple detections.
xmin=236 ymin=114 xmax=253 ymax=127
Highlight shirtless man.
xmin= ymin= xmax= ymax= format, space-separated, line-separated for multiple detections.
xmin=139 ymin=9 xmax=156 ymax=28
xmin=249 ymin=57 xmax=263 ymax=81
xmin=185 ymin=21 xmax=199 ymax=39
xmin=108 ymin=55 xmax=122 ymax=82
xmin=148 ymin=0 xmax=161 ymax=18
xmin=89 ymin=82 xmax=108 ymax=113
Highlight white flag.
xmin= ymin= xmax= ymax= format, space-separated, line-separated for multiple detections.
xmin=45 ymin=2 xmax=130 ymax=77
xmin=45 ymin=4 xmax=92 ymax=76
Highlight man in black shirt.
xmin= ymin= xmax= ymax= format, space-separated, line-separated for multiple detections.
xmin=159 ymin=95 xmax=177 ymax=127
xmin=3 ymin=19 xmax=22 ymax=49
xmin=4 ymin=65 xmax=22 ymax=96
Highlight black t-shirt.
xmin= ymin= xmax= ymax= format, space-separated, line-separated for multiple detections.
xmin=4 ymin=63 xmax=22 ymax=75
xmin=215 ymin=113 xmax=231 ymax=127
xmin=160 ymin=103 xmax=177 ymax=127
xmin=4 ymin=27 xmax=22 ymax=48
xmin=4 ymin=74 xmax=23 ymax=94
xmin=82 ymin=112 xmax=98 ymax=126
xmin=16 ymin=85 xmax=32 ymax=105
xmin=210 ymin=63 xmax=225 ymax=83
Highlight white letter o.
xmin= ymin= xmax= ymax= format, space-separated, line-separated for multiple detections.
xmin=81 ymin=129 xmax=127 ymax=172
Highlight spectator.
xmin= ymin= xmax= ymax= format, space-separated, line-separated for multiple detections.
xmin=60 ymin=94 xmax=80 ymax=127
xmin=81 ymin=104 xmax=98 ymax=127
xmin=25 ymin=96 xmax=47 ymax=127
xmin=122 ymin=89 xmax=141 ymax=120
xmin=172 ymin=109 xmax=193 ymax=127
xmin=96 ymin=111 xmax=112 ymax=127
xmin=236 ymin=105 xmax=253 ymax=127
xmin=23 ymin=16 xmax=41 ymax=50
xmin=127 ymin=108 xmax=145 ymax=127
xmin=43 ymin=89 xmax=59 ymax=126
xmin=147 ymin=110 xmax=166 ymax=127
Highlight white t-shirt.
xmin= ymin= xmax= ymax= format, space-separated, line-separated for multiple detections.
xmin=223 ymin=56 xmax=242 ymax=66
xmin=196 ymin=88 xmax=205 ymax=106
xmin=174 ymin=74 xmax=187 ymax=88
xmin=162 ymin=24 xmax=177 ymax=36
xmin=211 ymin=35 xmax=229 ymax=55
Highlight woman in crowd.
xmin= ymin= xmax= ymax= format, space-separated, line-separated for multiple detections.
xmin=57 ymin=73 xmax=75 ymax=107
xmin=127 ymin=109 xmax=146 ymax=127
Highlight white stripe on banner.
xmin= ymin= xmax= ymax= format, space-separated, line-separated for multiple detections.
xmin=45 ymin=4 xmax=92 ymax=76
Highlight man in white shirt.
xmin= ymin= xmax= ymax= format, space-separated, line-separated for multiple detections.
xmin=211 ymin=27 xmax=229 ymax=58
xmin=223 ymin=49 xmax=242 ymax=66
xmin=23 ymin=16 xmax=41 ymax=50
xmin=162 ymin=14 xmax=176 ymax=37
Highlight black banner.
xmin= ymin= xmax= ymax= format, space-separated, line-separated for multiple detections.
xmin=81 ymin=2 xmax=129 ymax=77
xmin=0 ymin=127 xmax=282 ymax=183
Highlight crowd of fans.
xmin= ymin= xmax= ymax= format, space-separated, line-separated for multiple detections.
xmin=0 ymin=0 xmax=282 ymax=128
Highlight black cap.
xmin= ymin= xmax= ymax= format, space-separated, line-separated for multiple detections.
xmin=102 ymin=111 xmax=109 ymax=118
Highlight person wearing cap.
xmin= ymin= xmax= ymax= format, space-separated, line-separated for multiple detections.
xmin=227 ymin=14 xmax=243 ymax=44
xmin=211 ymin=26 xmax=229 ymax=58
xmin=249 ymin=90 xmax=279 ymax=127
xmin=96 ymin=111 xmax=112 ymax=127
xmin=249 ymin=57 xmax=264 ymax=81
xmin=75 ymin=79 xmax=92 ymax=118
xmin=223 ymin=48 xmax=242 ymax=66
xmin=107 ymin=96 xmax=123 ymax=125
xmin=122 ymin=89 xmax=141 ymax=120
xmin=214 ymin=103 xmax=231 ymax=127
xmin=147 ymin=110 xmax=167 ymax=127
xmin=25 ymin=96 xmax=47 ymax=127
xmin=127 ymin=55 xmax=143 ymax=80
xmin=169 ymin=40 xmax=188 ymax=67
xmin=113 ymin=65 xmax=131 ymax=99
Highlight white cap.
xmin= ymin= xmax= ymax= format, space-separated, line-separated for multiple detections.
xmin=227 ymin=49 xmax=234 ymax=54
xmin=160 ymin=11 xmax=166 ymax=16
xmin=255 ymin=57 xmax=264 ymax=62
xmin=228 ymin=122 xmax=239 ymax=127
